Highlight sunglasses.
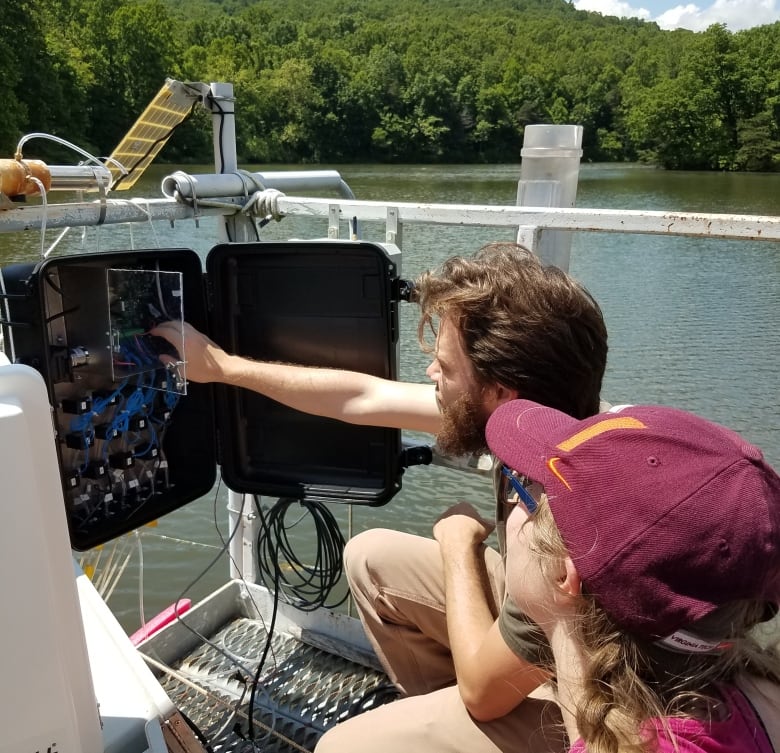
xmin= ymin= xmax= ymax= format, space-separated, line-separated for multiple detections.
xmin=500 ymin=465 xmax=539 ymax=515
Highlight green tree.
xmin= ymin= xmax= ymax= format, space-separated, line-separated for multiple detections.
xmin=241 ymin=58 xmax=324 ymax=162
xmin=5 ymin=0 xmax=779 ymax=170
xmin=735 ymin=111 xmax=780 ymax=171
xmin=0 ymin=1 xmax=36 ymax=153
xmin=0 ymin=0 xmax=87 ymax=158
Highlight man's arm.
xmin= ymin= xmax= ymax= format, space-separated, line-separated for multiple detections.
xmin=151 ymin=321 xmax=441 ymax=433
xmin=433 ymin=503 xmax=549 ymax=721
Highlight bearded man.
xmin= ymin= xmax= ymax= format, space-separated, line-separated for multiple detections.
xmin=153 ymin=242 xmax=608 ymax=753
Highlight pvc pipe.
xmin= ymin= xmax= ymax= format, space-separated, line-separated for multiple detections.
xmin=161 ymin=169 xmax=353 ymax=200
xmin=517 ymin=125 xmax=583 ymax=271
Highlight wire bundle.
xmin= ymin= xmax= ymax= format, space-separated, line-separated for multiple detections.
xmin=254 ymin=496 xmax=348 ymax=612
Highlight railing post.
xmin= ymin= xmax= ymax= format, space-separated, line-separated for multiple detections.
xmin=516 ymin=125 xmax=583 ymax=272
xmin=228 ymin=490 xmax=259 ymax=582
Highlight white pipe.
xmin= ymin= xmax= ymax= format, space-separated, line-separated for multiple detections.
xmin=273 ymin=197 xmax=780 ymax=242
xmin=2 ymin=196 xmax=779 ymax=241
xmin=0 ymin=197 xmax=224 ymax=232
xmin=210 ymin=82 xmax=237 ymax=174
xmin=161 ymin=170 xmax=355 ymax=200
xmin=209 ymin=82 xmax=237 ymax=243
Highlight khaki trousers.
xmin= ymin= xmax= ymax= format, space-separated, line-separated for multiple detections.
xmin=314 ymin=528 xmax=566 ymax=753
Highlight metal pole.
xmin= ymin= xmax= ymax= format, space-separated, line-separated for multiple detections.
xmin=207 ymin=82 xmax=257 ymax=243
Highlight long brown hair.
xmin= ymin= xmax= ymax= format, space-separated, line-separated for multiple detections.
xmin=527 ymin=500 xmax=780 ymax=753
xmin=414 ymin=242 xmax=607 ymax=420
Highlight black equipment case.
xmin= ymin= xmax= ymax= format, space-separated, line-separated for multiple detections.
xmin=0 ymin=240 xmax=413 ymax=550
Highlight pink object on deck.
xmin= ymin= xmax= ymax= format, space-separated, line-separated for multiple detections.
xmin=129 ymin=598 xmax=191 ymax=645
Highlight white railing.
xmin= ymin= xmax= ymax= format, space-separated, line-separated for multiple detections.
xmin=2 ymin=191 xmax=778 ymax=245
xmin=273 ymin=195 xmax=780 ymax=245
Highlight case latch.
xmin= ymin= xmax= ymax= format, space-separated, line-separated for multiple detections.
xmin=400 ymin=443 xmax=433 ymax=469
xmin=393 ymin=278 xmax=415 ymax=302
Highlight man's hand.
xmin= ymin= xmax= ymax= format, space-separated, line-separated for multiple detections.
xmin=433 ymin=502 xmax=495 ymax=549
xmin=432 ymin=501 xmax=546 ymax=720
xmin=147 ymin=321 xmax=442 ymax=433
xmin=150 ymin=320 xmax=228 ymax=383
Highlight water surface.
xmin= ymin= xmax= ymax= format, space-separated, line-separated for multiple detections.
xmin=1 ymin=163 xmax=778 ymax=631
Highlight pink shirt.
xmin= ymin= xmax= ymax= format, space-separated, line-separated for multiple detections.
xmin=568 ymin=686 xmax=773 ymax=753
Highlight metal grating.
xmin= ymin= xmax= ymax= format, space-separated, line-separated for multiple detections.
xmin=149 ymin=617 xmax=398 ymax=752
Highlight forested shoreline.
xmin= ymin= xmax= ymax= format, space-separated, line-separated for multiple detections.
xmin=3 ymin=0 xmax=779 ymax=170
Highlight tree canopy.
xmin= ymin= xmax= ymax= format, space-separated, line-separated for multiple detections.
xmin=3 ymin=0 xmax=778 ymax=170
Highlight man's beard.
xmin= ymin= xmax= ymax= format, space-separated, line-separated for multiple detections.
xmin=435 ymin=388 xmax=490 ymax=457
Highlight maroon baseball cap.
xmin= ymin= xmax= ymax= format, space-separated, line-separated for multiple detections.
xmin=486 ymin=400 xmax=780 ymax=640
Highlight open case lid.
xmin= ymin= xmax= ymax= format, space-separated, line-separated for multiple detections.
xmin=0 ymin=240 xmax=406 ymax=550
xmin=206 ymin=240 xmax=403 ymax=505
xmin=0 ymin=248 xmax=216 ymax=550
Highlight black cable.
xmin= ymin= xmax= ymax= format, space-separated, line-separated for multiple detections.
xmin=43 ymin=270 xmax=65 ymax=295
xmin=236 ymin=495 xmax=283 ymax=744
xmin=237 ymin=494 xmax=350 ymax=742
xmin=255 ymin=496 xmax=348 ymax=612
xmin=207 ymin=92 xmax=227 ymax=175
xmin=45 ymin=304 xmax=79 ymax=323
xmin=204 ymin=90 xmax=259 ymax=243
xmin=177 ymin=709 xmax=216 ymax=753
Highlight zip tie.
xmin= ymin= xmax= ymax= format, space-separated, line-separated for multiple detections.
xmin=95 ymin=176 xmax=108 ymax=226
xmin=236 ymin=169 xmax=266 ymax=198
xmin=130 ymin=197 xmax=161 ymax=247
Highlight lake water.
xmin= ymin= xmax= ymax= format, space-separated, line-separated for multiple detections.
xmin=1 ymin=163 xmax=778 ymax=632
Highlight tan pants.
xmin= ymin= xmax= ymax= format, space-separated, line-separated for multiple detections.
xmin=314 ymin=529 xmax=566 ymax=753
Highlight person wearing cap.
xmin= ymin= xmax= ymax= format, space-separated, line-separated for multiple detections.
xmin=487 ymin=399 xmax=780 ymax=752
xmin=153 ymin=242 xmax=609 ymax=753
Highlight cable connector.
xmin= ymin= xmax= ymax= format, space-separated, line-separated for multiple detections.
xmin=400 ymin=444 xmax=433 ymax=468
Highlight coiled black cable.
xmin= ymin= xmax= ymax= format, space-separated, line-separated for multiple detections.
xmin=242 ymin=494 xmax=346 ymax=742
xmin=254 ymin=495 xmax=348 ymax=612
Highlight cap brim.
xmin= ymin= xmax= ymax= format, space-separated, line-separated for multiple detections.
xmin=486 ymin=399 xmax=578 ymax=484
